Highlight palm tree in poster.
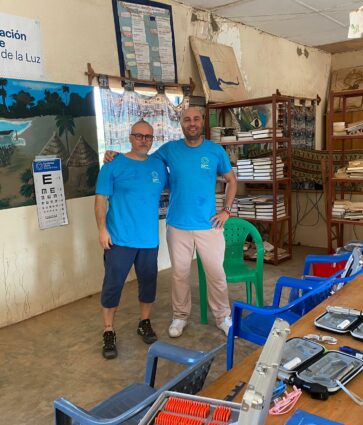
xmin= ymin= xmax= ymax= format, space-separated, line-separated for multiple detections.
xmin=61 ymin=85 xmax=70 ymax=104
xmin=19 ymin=168 xmax=35 ymax=200
xmin=55 ymin=113 xmax=75 ymax=155
xmin=0 ymin=78 xmax=8 ymax=112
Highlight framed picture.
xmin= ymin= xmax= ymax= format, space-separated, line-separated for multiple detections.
xmin=112 ymin=0 xmax=177 ymax=83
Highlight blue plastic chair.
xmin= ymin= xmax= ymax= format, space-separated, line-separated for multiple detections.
xmin=226 ymin=270 xmax=363 ymax=370
xmin=284 ymin=247 xmax=363 ymax=315
xmin=54 ymin=341 xmax=225 ymax=425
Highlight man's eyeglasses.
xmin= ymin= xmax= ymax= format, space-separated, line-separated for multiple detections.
xmin=130 ymin=133 xmax=154 ymax=142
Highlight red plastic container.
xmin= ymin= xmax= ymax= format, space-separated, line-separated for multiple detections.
xmin=311 ymin=261 xmax=347 ymax=278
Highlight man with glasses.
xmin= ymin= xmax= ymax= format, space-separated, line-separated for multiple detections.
xmin=95 ymin=120 xmax=167 ymax=359
xmin=105 ymin=107 xmax=237 ymax=338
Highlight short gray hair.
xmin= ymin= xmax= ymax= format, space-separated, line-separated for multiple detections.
xmin=130 ymin=119 xmax=153 ymax=133
xmin=180 ymin=106 xmax=204 ymax=120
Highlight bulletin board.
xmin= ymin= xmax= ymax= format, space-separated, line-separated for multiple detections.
xmin=112 ymin=0 xmax=177 ymax=83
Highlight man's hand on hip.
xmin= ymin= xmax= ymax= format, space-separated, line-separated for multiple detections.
xmin=210 ymin=210 xmax=230 ymax=229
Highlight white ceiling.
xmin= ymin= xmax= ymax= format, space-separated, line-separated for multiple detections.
xmin=179 ymin=0 xmax=363 ymax=50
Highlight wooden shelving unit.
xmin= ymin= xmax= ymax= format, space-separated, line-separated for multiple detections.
xmin=327 ymin=89 xmax=363 ymax=252
xmin=206 ymin=94 xmax=292 ymax=265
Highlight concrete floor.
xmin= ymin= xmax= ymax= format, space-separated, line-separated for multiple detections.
xmin=0 ymin=245 xmax=323 ymax=425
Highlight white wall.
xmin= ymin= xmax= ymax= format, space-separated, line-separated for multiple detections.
xmin=331 ymin=49 xmax=363 ymax=70
xmin=0 ymin=0 xmax=335 ymax=327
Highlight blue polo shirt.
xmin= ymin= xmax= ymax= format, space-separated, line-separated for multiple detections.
xmin=96 ymin=154 xmax=167 ymax=248
xmin=153 ymin=139 xmax=231 ymax=230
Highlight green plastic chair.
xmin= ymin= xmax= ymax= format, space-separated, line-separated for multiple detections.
xmin=197 ymin=217 xmax=265 ymax=324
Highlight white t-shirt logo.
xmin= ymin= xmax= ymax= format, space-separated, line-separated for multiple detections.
xmin=201 ymin=157 xmax=210 ymax=169
xmin=151 ymin=171 xmax=160 ymax=183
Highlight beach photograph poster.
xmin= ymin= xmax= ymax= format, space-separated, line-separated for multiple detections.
xmin=0 ymin=77 xmax=99 ymax=210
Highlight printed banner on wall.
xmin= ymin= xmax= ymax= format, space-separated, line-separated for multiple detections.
xmin=0 ymin=12 xmax=44 ymax=80
xmin=0 ymin=78 xmax=99 ymax=211
xmin=33 ymin=158 xmax=68 ymax=229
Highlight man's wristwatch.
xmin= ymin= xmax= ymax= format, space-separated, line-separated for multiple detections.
xmin=222 ymin=206 xmax=232 ymax=215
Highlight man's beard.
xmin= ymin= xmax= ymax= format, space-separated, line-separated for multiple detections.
xmin=183 ymin=129 xmax=202 ymax=142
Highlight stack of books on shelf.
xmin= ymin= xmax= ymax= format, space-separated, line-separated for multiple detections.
xmin=346 ymin=120 xmax=363 ymax=135
xmin=236 ymin=131 xmax=254 ymax=142
xmin=235 ymin=194 xmax=286 ymax=220
xmin=236 ymin=159 xmax=254 ymax=180
xmin=237 ymin=196 xmax=257 ymax=219
xmin=346 ymin=160 xmax=363 ymax=178
xmin=333 ymin=121 xmax=346 ymax=136
xmin=230 ymin=199 xmax=239 ymax=216
xmin=252 ymin=156 xmax=284 ymax=180
xmin=251 ymin=128 xmax=283 ymax=139
xmin=216 ymin=193 xmax=225 ymax=212
xmin=215 ymin=193 xmax=239 ymax=216
xmin=254 ymin=194 xmax=286 ymax=219
xmin=210 ymin=127 xmax=223 ymax=143
xmin=332 ymin=200 xmax=363 ymax=220
xmin=210 ymin=127 xmax=236 ymax=143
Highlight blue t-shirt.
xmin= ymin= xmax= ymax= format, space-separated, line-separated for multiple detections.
xmin=153 ymin=139 xmax=232 ymax=230
xmin=96 ymin=154 xmax=167 ymax=248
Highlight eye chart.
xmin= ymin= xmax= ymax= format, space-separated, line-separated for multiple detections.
xmin=32 ymin=158 xmax=68 ymax=230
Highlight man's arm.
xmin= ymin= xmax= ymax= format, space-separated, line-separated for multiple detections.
xmin=223 ymin=169 xmax=237 ymax=209
xmin=95 ymin=194 xmax=112 ymax=249
xmin=210 ymin=170 xmax=237 ymax=228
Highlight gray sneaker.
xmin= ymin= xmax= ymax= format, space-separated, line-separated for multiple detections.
xmin=168 ymin=319 xmax=187 ymax=338
xmin=217 ymin=316 xmax=232 ymax=336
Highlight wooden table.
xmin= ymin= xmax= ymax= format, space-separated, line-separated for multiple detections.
xmin=200 ymin=275 xmax=363 ymax=424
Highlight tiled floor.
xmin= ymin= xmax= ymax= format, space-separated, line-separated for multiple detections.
xmin=0 ymin=245 xmax=323 ymax=425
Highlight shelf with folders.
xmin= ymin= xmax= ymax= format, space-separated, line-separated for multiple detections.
xmin=326 ymin=89 xmax=363 ymax=252
xmin=207 ymin=93 xmax=292 ymax=265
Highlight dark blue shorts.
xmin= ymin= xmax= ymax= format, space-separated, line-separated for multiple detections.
xmin=101 ymin=245 xmax=159 ymax=308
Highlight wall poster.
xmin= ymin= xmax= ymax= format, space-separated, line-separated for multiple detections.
xmin=33 ymin=158 xmax=68 ymax=229
xmin=112 ymin=0 xmax=177 ymax=83
xmin=0 ymin=78 xmax=99 ymax=211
